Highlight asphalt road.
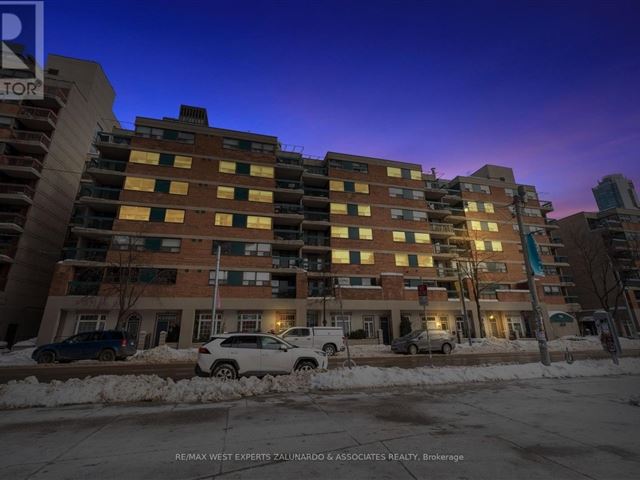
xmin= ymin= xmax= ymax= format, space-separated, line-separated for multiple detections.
xmin=2 ymin=375 xmax=639 ymax=479
xmin=0 ymin=349 xmax=637 ymax=384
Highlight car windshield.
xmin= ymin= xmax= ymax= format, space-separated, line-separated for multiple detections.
xmin=408 ymin=330 xmax=424 ymax=338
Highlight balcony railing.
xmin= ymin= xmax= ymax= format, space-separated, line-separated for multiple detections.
xmin=62 ymin=247 xmax=108 ymax=262
xmin=272 ymin=256 xmax=299 ymax=268
xmin=426 ymin=201 xmax=451 ymax=211
xmin=540 ymin=200 xmax=554 ymax=210
xmin=275 ymin=180 xmax=302 ymax=190
xmin=96 ymin=132 xmax=132 ymax=146
xmin=303 ymin=166 xmax=328 ymax=176
xmin=67 ymin=281 xmax=101 ymax=296
xmin=6 ymin=130 xmax=51 ymax=148
xmin=79 ymin=185 xmax=121 ymax=200
xmin=88 ymin=158 xmax=127 ymax=172
xmin=0 ymin=155 xmax=43 ymax=172
xmin=304 ymin=211 xmax=329 ymax=221
xmin=274 ymin=203 xmax=302 ymax=215
xmin=272 ymin=287 xmax=297 ymax=298
xmin=44 ymin=85 xmax=69 ymax=103
xmin=302 ymin=260 xmax=327 ymax=272
xmin=564 ymin=295 xmax=579 ymax=304
xmin=0 ymin=212 xmax=26 ymax=227
xmin=303 ymin=236 xmax=330 ymax=246
xmin=72 ymin=215 xmax=115 ymax=230
xmin=304 ymin=187 xmax=329 ymax=197
xmin=0 ymin=242 xmax=17 ymax=258
xmin=560 ymin=275 xmax=574 ymax=283
xmin=554 ymin=255 xmax=569 ymax=263
xmin=429 ymin=223 xmax=454 ymax=234
xmin=17 ymin=106 xmax=58 ymax=124
xmin=276 ymin=157 xmax=302 ymax=166
xmin=432 ymin=243 xmax=460 ymax=254
xmin=274 ymin=230 xmax=303 ymax=241
xmin=0 ymin=183 xmax=35 ymax=198
xmin=436 ymin=268 xmax=457 ymax=278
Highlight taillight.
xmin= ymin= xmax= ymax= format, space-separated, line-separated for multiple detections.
xmin=198 ymin=347 xmax=210 ymax=354
xmin=121 ymin=339 xmax=127 ymax=347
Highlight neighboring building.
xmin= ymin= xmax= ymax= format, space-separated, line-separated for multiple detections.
xmin=592 ymin=174 xmax=640 ymax=211
xmin=557 ymin=208 xmax=640 ymax=337
xmin=37 ymin=108 xmax=579 ymax=348
xmin=0 ymin=54 xmax=118 ymax=345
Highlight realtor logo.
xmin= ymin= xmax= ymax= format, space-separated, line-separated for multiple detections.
xmin=0 ymin=1 xmax=43 ymax=99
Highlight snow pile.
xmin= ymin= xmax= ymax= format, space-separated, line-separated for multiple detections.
xmin=11 ymin=338 xmax=37 ymax=350
xmin=338 ymin=344 xmax=393 ymax=357
xmin=1 ymin=358 xmax=638 ymax=409
xmin=0 ymin=348 xmax=36 ymax=366
xmin=453 ymin=336 xmax=640 ymax=355
xmin=127 ymin=345 xmax=197 ymax=364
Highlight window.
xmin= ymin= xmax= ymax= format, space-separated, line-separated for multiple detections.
xmin=124 ymin=177 xmax=155 ymax=192
xmin=219 ymin=161 xmax=236 ymax=174
xmin=363 ymin=316 xmax=375 ymax=338
xmin=470 ymin=221 xmax=499 ymax=232
xmin=523 ymin=208 xmax=542 ymax=217
xmin=113 ymin=236 xmax=181 ymax=253
xmin=75 ymin=313 xmax=106 ymax=334
xmin=124 ymin=177 xmax=189 ymax=195
xmin=328 ymin=159 xmax=368 ymax=173
xmin=336 ymin=277 xmax=378 ymax=287
xmin=465 ymin=201 xmax=494 ymax=213
xmin=242 ymin=271 xmax=270 ymax=286
xmin=390 ymin=209 xmax=427 ymax=221
xmin=474 ymin=240 xmax=503 ymax=252
xmin=193 ymin=312 xmax=223 ymax=341
xmin=237 ymin=312 xmax=262 ymax=333
xmin=330 ymin=203 xmax=347 ymax=215
xmin=214 ymin=214 xmax=271 ymax=230
xmin=250 ymin=165 xmax=274 ymax=178
xmin=223 ymin=137 xmax=276 ymax=153
xmin=387 ymin=167 xmax=421 ymax=180
xmin=129 ymin=150 xmax=160 ymax=165
xmin=119 ymin=205 xmax=150 ymax=221
xmin=118 ymin=206 xmax=184 ymax=223
xmin=247 ymin=215 xmax=272 ymax=230
xmin=392 ymin=231 xmax=430 ymax=243
xmin=395 ymin=254 xmax=433 ymax=267
xmin=276 ymin=312 xmax=297 ymax=331
xmin=478 ymin=262 xmax=507 ymax=273
xmin=332 ymin=250 xmax=350 ymax=264
xmin=359 ymin=251 xmax=375 ymax=264
xmin=462 ymin=183 xmax=491 ymax=194
xmin=164 ymin=209 xmax=185 ymax=223
xmin=129 ymin=150 xmax=192 ymax=168
xmin=214 ymin=213 xmax=233 ymax=227
xmin=543 ymin=286 xmax=562 ymax=296
xmin=331 ymin=314 xmax=352 ymax=334
xmin=248 ymin=189 xmax=273 ymax=203
xmin=329 ymin=180 xmax=369 ymax=194
xmin=330 ymin=226 xmax=372 ymax=240
xmin=218 ymin=160 xmax=274 ymax=178
xmin=217 ymin=186 xmax=272 ymax=203
xmin=245 ymin=243 xmax=271 ymax=256
xmin=330 ymin=203 xmax=371 ymax=216
xmin=389 ymin=187 xmax=424 ymax=200
xmin=169 ymin=181 xmax=189 ymax=195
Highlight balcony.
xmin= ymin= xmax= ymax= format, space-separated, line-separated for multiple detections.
xmin=560 ymin=275 xmax=574 ymax=283
xmin=62 ymin=247 xmax=108 ymax=262
xmin=303 ymin=166 xmax=328 ymax=176
xmin=43 ymin=86 xmax=69 ymax=107
xmin=0 ymin=183 xmax=35 ymax=204
xmin=95 ymin=132 xmax=132 ymax=159
xmin=274 ymin=203 xmax=303 ymax=215
xmin=276 ymin=156 xmax=302 ymax=167
xmin=67 ymin=280 xmax=101 ymax=296
xmin=272 ymin=286 xmax=297 ymax=298
xmin=540 ymin=200 xmax=554 ymax=211
xmin=0 ymin=212 xmax=26 ymax=232
xmin=303 ymin=211 xmax=330 ymax=222
xmin=275 ymin=180 xmax=302 ymax=190
xmin=273 ymin=229 xmax=303 ymax=245
xmin=303 ymin=236 xmax=330 ymax=247
xmin=304 ymin=187 xmax=329 ymax=198
xmin=432 ymin=243 xmax=460 ymax=255
xmin=303 ymin=260 xmax=327 ymax=272
xmin=16 ymin=106 xmax=57 ymax=130
xmin=272 ymin=256 xmax=299 ymax=269
xmin=426 ymin=201 xmax=452 ymax=217
xmin=0 ymin=155 xmax=43 ymax=179
xmin=564 ymin=295 xmax=579 ymax=304
xmin=435 ymin=268 xmax=457 ymax=278
xmin=79 ymin=185 xmax=121 ymax=201
xmin=553 ymin=255 xmax=569 ymax=264
xmin=88 ymin=158 xmax=128 ymax=172
xmin=71 ymin=215 xmax=115 ymax=231
xmin=1 ymin=130 xmax=51 ymax=154
xmin=428 ymin=223 xmax=454 ymax=235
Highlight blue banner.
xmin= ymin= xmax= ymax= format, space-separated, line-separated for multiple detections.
xmin=526 ymin=233 xmax=545 ymax=277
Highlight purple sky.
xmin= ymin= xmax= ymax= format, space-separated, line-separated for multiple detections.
xmin=45 ymin=0 xmax=640 ymax=218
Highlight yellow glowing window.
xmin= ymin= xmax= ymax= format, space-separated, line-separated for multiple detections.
xmin=332 ymin=250 xmax=350 ymax=264
xmin=247 ymin=215 xmax=272 ymax=230
xmin=360 ymin=251 xmax=375 ymax=264
xmin=488 ymin=222 xmax=499 ymax=232
xmin=415 ymin=233 xmax=431 ymax=243
xmin=410 ymin=170 xmax=422 ymax=181
xmin=217 ymin=186 xmax=235 ymax=199
xmin=129 ymin=150 xmax=159 ymax=165
xmin=474 ymin=240 xmax=486 ymax=251
xmin=250 ymin=165 xmax=274 ymax=178
xmin=491 ymin=241 xmax=503 ymax=251
xmin=215 ymin=213 xmax=233 ymax=226
xmin=119 ymin=206 xmax=150 ymax=221
xmin=354 ymin=182 xmax=369 ymax=194
xmin=219 ymin=161 xmax=236 ymax=174
xmin=330 ymin=203 xmax=348 ymax=215
xmin=248 ymin=189 xmax=273 ymax=203
xmin=359 ymin=228 xmax=373 ymax=240
xmin=417 ymin=255 xmax=433 ymax=267
xmin=173 ymin=155 xmax=192 ymax=169
xmin=393 ymin=231 xmax=406 ymax=242
xmin=387 ymin=167 xmax=402 ymax=178
xmin=164 ymin=209 xmax=185 ymax=223
xmin=465 ymin=201 xmax=478 ymax=212
xmin=357 ymin=205 xmax=371 ymax=216
xmin=124 ymin=177 xmax=155 ymax=192
xmin=395 ymin=254 xmax=409 ymax=266
xmin=329 ymin=180 xmax=343 ymax=191
xmin=331 ymin=226 xmax=349 ymax=238
xmin=471 ymin=221 xmax=482 ymax=231
xmin=169 ymin=181 xmax=189 ymax=195
xmin=485 ymin=203 xmax=495 ymax=213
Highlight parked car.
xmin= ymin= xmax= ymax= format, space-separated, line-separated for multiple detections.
xmin=195 ymin=333 xmax=328 ymax=380
xmin=279 ymin=327 xmax=346 ymax=356
xmin=391 ymin=329 xmax=456 ymax=355
xmin=31 ymin=330 xmax=137 ymax=363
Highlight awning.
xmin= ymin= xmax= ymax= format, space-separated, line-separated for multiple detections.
xmin=549 ymin=311 xmax=576 ymax=324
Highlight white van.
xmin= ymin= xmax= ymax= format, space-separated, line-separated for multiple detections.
xmin=279 ymin=327 xmax=345 ymax=356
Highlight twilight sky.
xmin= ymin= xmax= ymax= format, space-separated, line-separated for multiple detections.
xmin=45 ymin=0 xmax=640 ymax=218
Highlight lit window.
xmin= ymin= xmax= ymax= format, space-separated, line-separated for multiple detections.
xmin=485 ymin=203 xmax=495 ymax=213
xmin=410 ymin=170 xmax=422 ymax=180
xmin=415 ymin=233 xmax=430 ymax=243
xmin=247 ymin=215 xmax=272 ymax=230
xmin=331 ymin=226 xmax=349 ymax=238
xmin=354 ymin=183 xmax=369 ymax=194
xmin=119 ymin=206 xmax=151 ymax=221
xmin=360 ymin=251 xmax=375 ymax=264
xmin=474 ymin=240 xmax=485 ymax=251
xmin=215 ymin=213 xmax=233 ymax=226
xmin=417 ymin=255 xmax=433 ymax=267
xmin=329 ymin=180 xmax=342 ymax=191
xmin=357 ymin=205 xmax=371 ymax=216
xmin=219 ymin=161 xmax=236 ymax=174
xmin=488 ymin=222 xmax=499 ymax=232
xmin=124 ymin=177 xmax=155 ymax=192
xmin=491 ymin=241 xmax=502 ymax=251
xmin=395 ymin=254 xmax=409 ymax=266
xmin=169 ymin=181 xmax=189 ymax=195
xmin=393 ymin=231 xmax=406 ymax=242
xmin=217 ymin=186 xmax=235 ymax=199
xmin=173 ymin=155 xmax=192 ymax=169
xmin=129 ymin=150 xmax=159 ymax=165
xmin=359 ymin=228 xmax=373 ymax=240
xmin=248 ymin=189 xmax=273 ymax=203
xmin=330 ymin=203 xmax=348 ymax=215
xmin=471 ymin=221 xmax=482 ymax=231
xmin=164 ymin=209 xmax=185 ymax=223
xmin=332 ymin=250 xmax=350 ymax=264
xmin=465 ymin=201 xmax=478 ymax=212
xmin=250 ymin=165 xmax=274 ymax=178
xmin=387 ymin=167 xmax=402 ymax=178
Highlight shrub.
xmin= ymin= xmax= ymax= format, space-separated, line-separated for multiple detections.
xmin=399 ymin=317 xmax=412 ymax=336
xmin=348 ymin=329 xmax=367 ymax=340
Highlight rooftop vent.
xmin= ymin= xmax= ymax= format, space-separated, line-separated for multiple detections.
xmin=178 ymin=105 xmax=209 ymax=126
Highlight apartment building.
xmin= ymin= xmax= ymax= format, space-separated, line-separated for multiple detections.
xmin=0 ymin=54 xmax=118 ymax=344
xmin=37 ymin=107 xmax=579 ymax=348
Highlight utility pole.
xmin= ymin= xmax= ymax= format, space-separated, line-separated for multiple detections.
xmin=455 ymin=260 xmax=473 ymax=346
xmin=514 ymin=186 xmax=551 ymax=366
xmin=210 ymin=244 xmax=221 ymax=337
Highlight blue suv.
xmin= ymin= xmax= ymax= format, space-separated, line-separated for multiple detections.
xmin=32 ymin=330 xmax=137 ymax=363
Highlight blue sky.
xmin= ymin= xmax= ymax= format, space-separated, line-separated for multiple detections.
xmin=44 ymin=0 xmax=640 ymax=216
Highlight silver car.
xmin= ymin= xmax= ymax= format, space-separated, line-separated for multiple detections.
xmin=391 ymin=329 xmax=456 ymax=355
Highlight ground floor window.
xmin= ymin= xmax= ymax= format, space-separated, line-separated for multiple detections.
xmin=507 ymin=316 xmax=525 ymax=339
xmin=420 ymin=315 xmax=437 ymax=331
xmin=125 ymin=313 xmax=141 ymax=342
xmin=307 ymin=311 xmax=319 ymax=327
xmin=486 ymin=315 xmax=501 ymax=337
xmin=276 ymin=311 xmax=296 ymax=332
xmin=363 ymin=315 xmax=375 ymax=338
xmin=75 ymin=313 xmax=106 ymax=334
xmin=456 ymin=316 xmax=467 ymax=337
xmin=331 ymin=314 xmax=351 ymax=334
xmin=238 ymin=312 xmax=262 ymax=332
xmin=193 ymin=311 xmax=223 ymax=341
xmin=439 ymin=316 xmax=449 ymax=332
xmin=156 ymin=313 xmax=181 ymax=343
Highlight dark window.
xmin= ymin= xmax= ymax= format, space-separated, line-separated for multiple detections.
xmin=349 ymin=251 xmax=361 ymax=264
xmin=149 ymin=208 xmax=165 ymax=222
xmin=347 ymin=204 xmax=358 ymax=216
xmin=159 ymin=153 xmax=174 ymax=166
xmin=234 ymin=187 xmax=249 ymax=201
xmin=234 ymin=336 xmax=258 ymax=348
xmin=236 ymin=162 xmax=250 ymax=175
xmin=405 ymin=232 xmax=416 ymax=243
xmin=232 ymin=214 xmax=247 ymax=228
xmin=408 ymin=255 xmax=418 ymax=267
xmin=344 ymin=181 xmax=355 ymax=193
xmin=227 ymin=271 xmax=243 ymax=286
xmin=260 ymin=336 xmax=283 ymax=350
xmin=145 ymin=237 xmax=162 ymax=251
xmin=220 ymin=337 xmax=234 ymax=348
xmin=155 ymin=179 xmax=171 ymax=193
xmin=348 ymin=227 xmax=359 ymax=240
xmin=162 ymin=129 xmax=179 ymax=140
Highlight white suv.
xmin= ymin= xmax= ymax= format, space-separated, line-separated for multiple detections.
xmin=195 ymin=333 xmax=328 ymax=380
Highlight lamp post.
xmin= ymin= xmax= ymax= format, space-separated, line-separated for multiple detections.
xmin=513 ymin=186 xmax=551 ymax=366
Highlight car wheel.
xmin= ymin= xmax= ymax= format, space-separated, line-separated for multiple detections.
xmin=98 ymin=349 xmax=116 ymax=362
xmin=37 ymin=351 xmax=55 ymax=364
xmin=408 ymin=344 xmax=418 ymax=355
xmin=295 ymin=360 xmax=317 ymax=372
xmin=441 ymin=343 xmax=452 ymax=354
xmin=212 ymin=363 xmax=237 ymax=381
xmin=322 ymin=344 xmax=336 ymax=356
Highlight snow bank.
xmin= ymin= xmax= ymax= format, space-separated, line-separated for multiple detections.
xmin=127 ymin=345 xmax=198 ymax=364
xmin=453 ymin=336 xmax=640 ymax=355
xmin=0 ymin=348 xmax=35 ymax=366
xmin=337 ymin=344 xmax=394 ymax=357
xmin=11 ymin=338 xmax=37 ymax=349
xmin=1 ymin=358 xmax=638 ymax=409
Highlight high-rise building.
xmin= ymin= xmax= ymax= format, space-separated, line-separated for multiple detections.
xmin=0 ymin=54 xmax=118 ymax=344
xmin=592 ymin=174 xmax=639 ymax=211
xmin=37 ymin=108 xmax=579 ymax=348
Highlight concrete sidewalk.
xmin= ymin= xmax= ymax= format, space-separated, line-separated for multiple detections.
xmin=1 ymin=374 xmax=639 ymax=479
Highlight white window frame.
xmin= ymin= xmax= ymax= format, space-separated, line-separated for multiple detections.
xmin=363 ymin=315 xmax=375 ymax=338
xmin=237 ymin=312 xmax=262 ymax=332
xmin=75 ymin=313 xmax=106 ymax=334
xmin=331 ymin=314 xmax=352 ymax=334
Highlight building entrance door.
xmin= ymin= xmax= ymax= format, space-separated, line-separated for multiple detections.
xmin=380 ymin=316 xmax=391 ymax=345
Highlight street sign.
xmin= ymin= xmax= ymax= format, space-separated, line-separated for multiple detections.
xmin=418 ymin=284 xmax=428 ymax=306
